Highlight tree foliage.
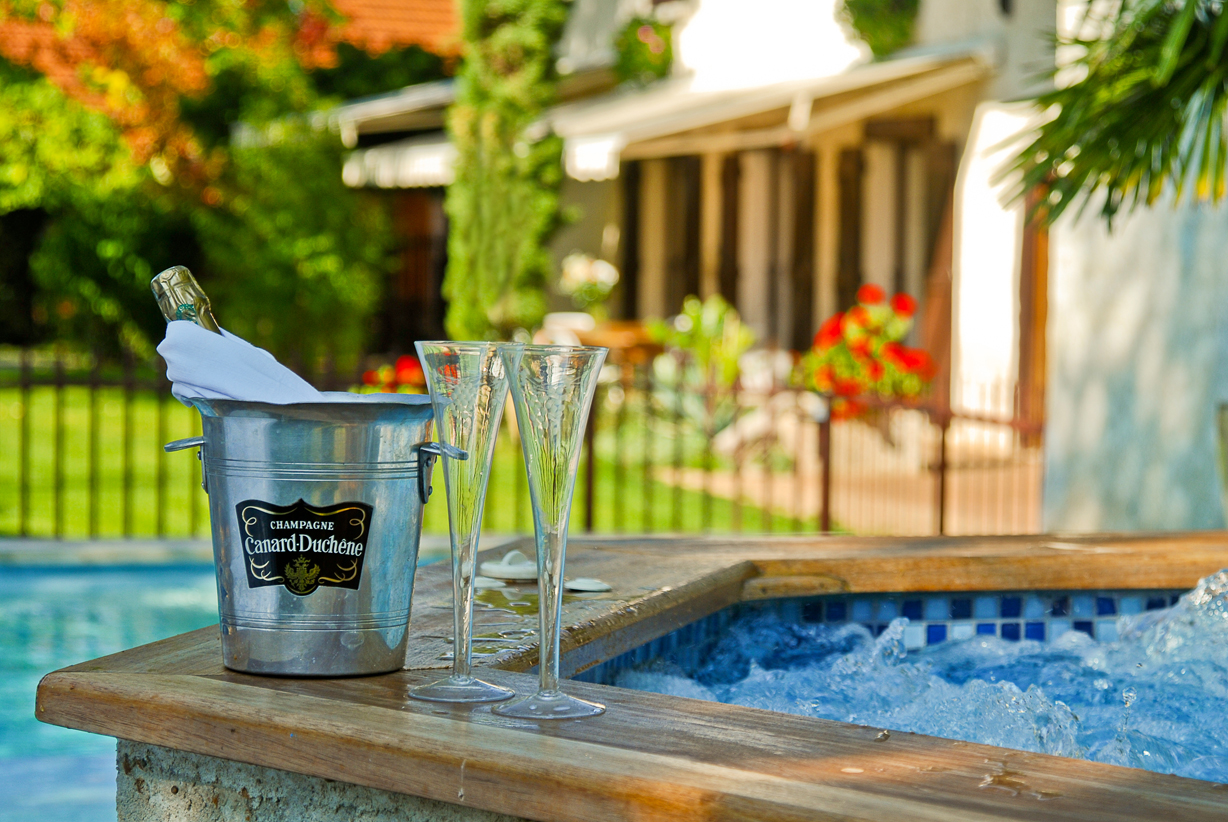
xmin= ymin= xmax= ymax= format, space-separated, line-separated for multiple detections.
xmin=0 ymin=0 xmax=444 ymax=361
xmin=442 ymin=0 xmax=571 ymax=341
xmin=840 ymin=0 xmax=918 ymax=58
xmin=1007 ymin=0 xmax=1228 ymax=225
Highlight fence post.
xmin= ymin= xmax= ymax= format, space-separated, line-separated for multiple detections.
xmin=818 ymin=414 xmax=831 ymax=533
xmin=53 ymin=347 xmax=64 ymax=539
xmin=18 ymin=348 xmax=30 ymax=537
xmin=936 ymin=416 xmax=949 ymax=536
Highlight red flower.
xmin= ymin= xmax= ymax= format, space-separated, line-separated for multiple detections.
xmin=833 ymin=376 xmax=863 ymax=397
xmin=813 ymin=313 xmax=844 ymax=349
xmin=848 ymin=336 xmax=873 ymax=358
xmin=891 ymin=292 xmax=917 ymax=318
xmin=394 ymin=355 xmax=424 ymax=385
xmin=865 ymin=360 xmax=884 ymax=381
xmin=845 ymin=305 xmax=871 ymax=329
xmin=362 ymin=369 xmax=380 ymax=386
xmin=881 ymin=342 xmax=905 ymax=367
xmin=856 ymin=283 xmax=886 ymax=305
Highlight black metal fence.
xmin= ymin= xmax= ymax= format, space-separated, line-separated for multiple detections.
xmin=0 ymin=347 xmax=1043 ymax=539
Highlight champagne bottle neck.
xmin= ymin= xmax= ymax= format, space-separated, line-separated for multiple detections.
xmin=151 ymin=266 xmax=221 ymax=334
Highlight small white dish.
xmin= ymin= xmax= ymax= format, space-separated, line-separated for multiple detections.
xmin=474 ymin=576 xmax=506 ymax=589
xmin=479 ymin=549 xmax=538 ymax=581
xmin=564 ymin=577 xmax=612 ymax=593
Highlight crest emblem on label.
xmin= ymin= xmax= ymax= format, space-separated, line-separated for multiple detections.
xmin=235 ymin=499 xmax=373 ymax=596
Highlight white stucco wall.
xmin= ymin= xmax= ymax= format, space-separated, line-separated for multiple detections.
xmin=951 ymin=102 xmax=1030 ymax=416
xmin=1045 ymin=196 xmax=1228 ymax=531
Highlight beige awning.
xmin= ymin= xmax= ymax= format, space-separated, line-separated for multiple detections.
xmin=340 ymin=44 xmax=992 ymax=189
xmin=342 ymin=134 xmax=456 ymax=188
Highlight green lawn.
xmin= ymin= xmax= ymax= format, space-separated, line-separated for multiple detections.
xmin=0 ymin=385 xmax=809 ymax=539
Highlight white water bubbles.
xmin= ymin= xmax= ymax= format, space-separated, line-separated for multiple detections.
xmin=616 ymin=570 xmax=1228 ymax=782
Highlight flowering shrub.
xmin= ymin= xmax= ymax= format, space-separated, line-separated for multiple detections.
xmin=358 ymin=354 xmax=426 ymax=394
xmin=798 ymin=284 xmax=935 ymax=419
xmin=559 ymin=251 xmax=619 ymax=313
xmin=648 ymin=294 xmax=755 ymax=433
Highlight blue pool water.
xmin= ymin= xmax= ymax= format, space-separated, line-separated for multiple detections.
xmin=0 ymin=564 xmax=219 ymax=822
xmin=617 ymin=571 xmax=1228 ymax=784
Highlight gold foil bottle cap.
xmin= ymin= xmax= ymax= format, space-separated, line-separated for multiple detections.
xmin=151 ymin=265 xmax=221 ymax=334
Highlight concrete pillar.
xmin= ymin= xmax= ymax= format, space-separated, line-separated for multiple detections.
xmin=637 ymin=158 xmax=669 ymax=319
xmin=815 ymin=140 xmax=840 ymax=324
xmin=861 ymin=141 xmax=897 ymax=293
xmin=699 ymin=152 xmax=725 ymax=300
xmin=774 ymin=152 xmax=797 ymax=348
xmin=737 ymin=150 xmax=774 ymax=340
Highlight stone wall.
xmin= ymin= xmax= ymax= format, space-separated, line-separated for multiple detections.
xmin=116 ymin=740 xmax=527 ymax=822
xmin=1045 ymin=196 xmax=1228 ymax=530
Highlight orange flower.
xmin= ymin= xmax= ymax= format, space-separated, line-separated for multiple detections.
xmin=857 ymin=283 xmax=886 ymax=305
xmin=845 ymin=305 xmax=871 ymax=330
xmin=890 ymin=292 xmax=917 ymax=318
xmin=813 ymin=313 xmax=844 ymax=349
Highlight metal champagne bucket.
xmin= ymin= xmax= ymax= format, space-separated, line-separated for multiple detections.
xmin=166 ymin=397 xmax=439 ymax=676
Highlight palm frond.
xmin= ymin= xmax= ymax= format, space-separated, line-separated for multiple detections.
xmin=1004 ymin=0 xmax=1228 ymax=226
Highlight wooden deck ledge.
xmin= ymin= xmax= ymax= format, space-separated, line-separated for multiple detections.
xmin=37 ymin=532 xmax=1228 ymax=821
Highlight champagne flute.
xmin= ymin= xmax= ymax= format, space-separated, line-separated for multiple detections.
xmin=410 ymin=341 xmax=523 ymax=703
xmin=493 ymin=344 xmax=608 ymax=719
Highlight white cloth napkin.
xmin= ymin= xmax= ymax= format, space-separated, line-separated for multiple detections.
xmin=157 ymin=320 xmax=428 ymax=406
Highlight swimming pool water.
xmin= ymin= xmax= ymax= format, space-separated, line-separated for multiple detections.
xmin=0 ymin=565 xmax=219 ymax=822
xmin=617 ymin=570 xmax=1228 ymax=784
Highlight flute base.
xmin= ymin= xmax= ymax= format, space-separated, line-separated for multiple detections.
xmin=491 ymin=689 xmax=605 ymax=719
xmin=409 ymin=675 xmax=514 ymax=704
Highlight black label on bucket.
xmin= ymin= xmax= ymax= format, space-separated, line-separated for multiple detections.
xmin=235 ymin=499 xmax=374 ymax=596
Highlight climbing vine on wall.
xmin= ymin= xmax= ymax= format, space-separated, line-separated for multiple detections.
xmin=442 ymin=0 xmax=571 ymax=341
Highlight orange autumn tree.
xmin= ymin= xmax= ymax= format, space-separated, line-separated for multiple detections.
xmin=0 ymin=0 xmax=338 ymax=193
xmin=0 ymin=1 xmax=448 ymax=363
xmin=798 ymin=284 xmax=936 ymax=419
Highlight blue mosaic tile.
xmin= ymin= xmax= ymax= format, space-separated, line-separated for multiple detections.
xmin=974 ymin=596 xmax=997 ymax=619
xmin=573 ymin=588 xmax=1186 ymax=685
xmin=923 ymin=597 xmax=948 ymax=621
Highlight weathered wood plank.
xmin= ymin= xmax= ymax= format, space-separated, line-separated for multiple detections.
xmin=35 ymin=534 xmax=1228 ymax=822
xmin=37 ymin=668 xmax=1228 ymax=822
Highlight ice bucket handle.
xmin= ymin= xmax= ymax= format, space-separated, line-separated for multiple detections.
xmin=414 ymin=442 xmax=468 ymax=505
xmin=164 ymin=436 xmax=206 ymax=453
xmin=164 ymin=436 xmax=208 ymax=492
